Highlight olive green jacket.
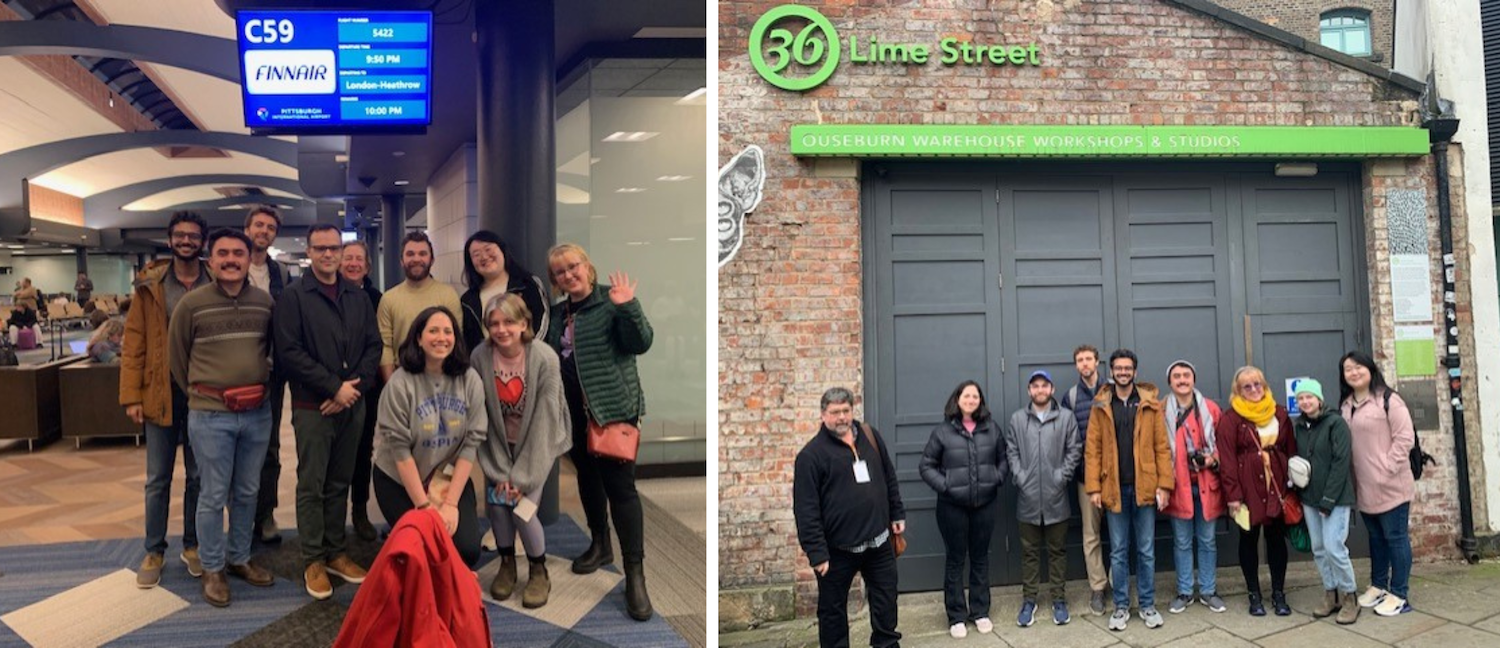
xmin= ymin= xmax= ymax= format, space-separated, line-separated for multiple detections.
xmin=1293 ymin=407 xmax=1356 ymax=511
xmin=545 ymin=284 xmax=652 ymax=424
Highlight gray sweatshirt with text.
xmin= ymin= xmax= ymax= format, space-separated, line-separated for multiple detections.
xmin=374 ymin=367 xmax=488 ymax=482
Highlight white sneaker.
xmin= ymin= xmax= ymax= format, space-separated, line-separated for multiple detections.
xmin=1374 ymin=594 xmax=1410 ymax=616
xmin=949 ymin=622 xmax=968 ymax=639
xmin=974 ymin=617 xmax=993 ymax=634
xmin=1358 ymin=585 xmax=1388 ymax=608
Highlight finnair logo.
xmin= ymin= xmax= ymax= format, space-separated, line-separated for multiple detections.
xmin=244 ymin=50 xmax=336 ymax=95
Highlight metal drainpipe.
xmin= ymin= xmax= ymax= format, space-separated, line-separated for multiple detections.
xmin=1428 ymin=119 xmax=1481 ymax=563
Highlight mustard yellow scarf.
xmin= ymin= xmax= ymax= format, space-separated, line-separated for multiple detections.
xmin=1231 ymin=394 xmax=1277 ymax=428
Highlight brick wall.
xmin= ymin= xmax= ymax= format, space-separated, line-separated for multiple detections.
xmin=719 ymin=0 xmax=1436 ymax=625
xmin=1216 ymin=0 xmax=1396 ymax=64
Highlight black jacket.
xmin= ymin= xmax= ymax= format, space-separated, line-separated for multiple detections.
xmin=273 ymin=275 xmax=382 ymax=404
xmin=459 ymin=274 xmax=550 ymax=354
xmin=793 ymin=421 xmax=905 ymax=566
xmin=919 ymin=417 xmax=1007 ymax=508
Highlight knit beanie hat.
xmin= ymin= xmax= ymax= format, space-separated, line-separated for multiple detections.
xmin=1166 ymin=359 xmax=1196 ymax=380
xmin=1293 ymin=378 xmax=1324 ymax=402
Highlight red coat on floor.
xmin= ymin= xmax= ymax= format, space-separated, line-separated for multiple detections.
xmin=334 ymin=509 xmax=491 ymax=648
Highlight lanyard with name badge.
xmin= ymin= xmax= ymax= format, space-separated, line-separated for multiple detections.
xmin=841 ymin=429 xmax=871 ymax=483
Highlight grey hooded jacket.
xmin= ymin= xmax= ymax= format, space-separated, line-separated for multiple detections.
xmin=1005 ymin=399 xmax=1082 ymax=526
xmin=470 ymin=338 xmax=573 ymax=494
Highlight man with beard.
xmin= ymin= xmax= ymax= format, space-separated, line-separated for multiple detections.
xmin=122 ymin=211 xmax=212 ymax=589
xmin=1058 ymin=344 xmax=1109 ymax=614
xmin=1085 ymin=349 xmax=1173 ymax=632
xmin=377 ymin=231 xmax=462 ymax=381
xmin=275 ymin=225 xmax=380 ymax=598
xmin=1005 ymin=370 xmax=1081 ymax=627
xmin=244 ymin=205 xmax=292 ymax=544
xmin=340 ymin=239 xmax=384 ymax=541
xmin=169 ymin=229 xmax=277 ymax=607
xmin=793 ymin=387 xmax=905 ymax=648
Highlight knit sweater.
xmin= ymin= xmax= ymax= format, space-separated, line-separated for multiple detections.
xmin=374 ymin=367 xmax=488 ymax=482
xmin=167 ymin=280 xmax=274 ymax=412
xmin=377 ymin=278 xmax=463 ymax=367
xmin=470 ymin=339 xmax=572 ymax=494
xmin=1341 ymin=390 xmax=1416 ymax=515
xmin=543 ymin=285 xmax=652 ymax=425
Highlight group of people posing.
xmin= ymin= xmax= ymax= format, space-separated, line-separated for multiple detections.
xmin=796 ymin=345 xmax=1418 ymax=647
xmin=119 ymin=205 xmax=655 ymax=622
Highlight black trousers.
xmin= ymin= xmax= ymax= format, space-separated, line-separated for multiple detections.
xmin=563 ymin=377 xmax=644 ymax=561
xmin=934 ymin=499 xmax=996 ymax=624
xmin=349 ymin=383 xmax=381 ymax=515
xmin=373 ymin=468 xmax=481 ymax=568
xmin=1238 ymin=516 xmax=1289 ymax=594
xmin=291 ymin=406 xmax=361 ymax=566
xmin=255 ymin=376 xmax=286 ymax=526
xmin=817 ymin=543 xmax=901 ymax=648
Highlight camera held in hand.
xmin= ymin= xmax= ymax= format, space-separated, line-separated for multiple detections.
xmin=1189 ymin=449 xmax=1215 ymax=473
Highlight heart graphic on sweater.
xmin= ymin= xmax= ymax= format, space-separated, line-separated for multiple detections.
xmin=494 ymin=376 xmax=524 ymax=406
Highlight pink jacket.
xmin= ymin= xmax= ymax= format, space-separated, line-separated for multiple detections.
xmin=1342 ymin=390 xmax=1416 ymax=515
xmin=1163 ymin=397 xmax=1224 ymax=521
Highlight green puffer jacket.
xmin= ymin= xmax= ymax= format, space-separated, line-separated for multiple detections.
xmin=545 ymin=284 xmax=653 ymax=424
xmin=1293 ymin=406 xmax=1356 ymax=511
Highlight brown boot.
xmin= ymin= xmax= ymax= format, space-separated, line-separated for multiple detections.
xmin=522 ymin=557 xmax=550 ymax=609
xmin=1313 ymin=589 xmax=1340 ymax=618
xmin=1336 ymin=591 xmax=1360 ymax=625
xmin=489 ymin=554 xmax=517 ymax=600
xmin=202 ymin=570 xmax=230 ymax=607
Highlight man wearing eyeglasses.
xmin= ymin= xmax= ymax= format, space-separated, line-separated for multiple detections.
xmin=273 ymin=224 xmax=382 ymax=599
xmin=121 ymin=211 xmax=212 ymax=589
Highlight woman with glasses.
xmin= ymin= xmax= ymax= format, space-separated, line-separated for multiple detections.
xmin=460 ymin=230 xmax=550 ymax=356
xmin=1338 ymin=351 xmax=1416 ymax=616
xmin=545 ymin=243 xmax=654 ymax=621
xmin=1215 ymin=366 xmax=1297 ymax=616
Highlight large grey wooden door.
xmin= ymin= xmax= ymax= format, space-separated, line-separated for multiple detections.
xmin=863 ymin=163 xmax=1366 ymax=592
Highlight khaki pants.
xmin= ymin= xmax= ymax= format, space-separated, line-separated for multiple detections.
xmin=1079 ymin=481 xmax=1107 ymax=592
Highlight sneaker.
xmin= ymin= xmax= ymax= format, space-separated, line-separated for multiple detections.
xmin=180 ymin=547 xmax=202 ymax=578
xmin=1169 ymin=594 xmax=1192 ymax=614
xmin=1374 ymin=594 xmax=1411 ymax=616
xmin=1358 ymin=585 xmax=1388 ymax=608
xmin=1248 ymin=592 xmax=1266 ymax=616
xmin=326 ymin=554 xmax=368 ymax=584
xmin=949 ymin=622 xmax=967 ymax=639
xmin=1089 ymin=589 xmax=1106 ymax=615
xmin=1107 ymin=607 xmax=1129 ymax=631
xmin=1052 ymin=600 xmax=1070 ymax=625
xmin=136 ymin=552 xmax=164 ymax=589
xmin=257 ymin=517 xmax=281 ymax=543
xmin=1202 ymin=592 xmax=1227 ymax=613
xmin=1017 ymin=599 xmax=1037 ymax=627
xmin=1140 ymin=606 xmax=1164 ymax=629
xmin=1271 ymin=590 xmax=1291 ymax=616
xmin=975 ymin=617 xmax=993 ymax=633
xmin=304 ymin=562 xmax=333 ymax=600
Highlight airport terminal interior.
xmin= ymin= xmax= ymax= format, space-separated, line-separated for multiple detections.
xmin=0 ymin=1 xmax=707 ymax=646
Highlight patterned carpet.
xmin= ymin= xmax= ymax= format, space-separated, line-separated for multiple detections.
xmin=0 ymin=516 xmax=688 ymax=648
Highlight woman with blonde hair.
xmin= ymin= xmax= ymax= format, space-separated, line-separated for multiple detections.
xmin=544 ymin=243 xmax=654 ymax=621
xmin=472 ymin=293 xmax=571 ymax=608
xmin=1215 ymin=365 xmax=1298 ymax=616
xmin=88 ymin=318 xmax=125 ymax=363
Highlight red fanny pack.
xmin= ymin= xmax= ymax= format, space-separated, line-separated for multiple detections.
xmin=195 ymin=384 xmax=267 ymax=413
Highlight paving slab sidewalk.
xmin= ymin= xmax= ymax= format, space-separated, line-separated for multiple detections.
xmin=721 ymin=559 xmax=1500 ymax=648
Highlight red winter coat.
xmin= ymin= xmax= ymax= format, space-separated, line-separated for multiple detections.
xmin=334 ymin=509 xmax=491 ymax=648
xmin=1163 ymin=397 xmax=1225 ymax=521
xmin=1216 ymin=404 xmax=1298 ymax=528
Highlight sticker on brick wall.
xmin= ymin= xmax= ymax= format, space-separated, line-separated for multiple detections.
xmin=1387 ymin=188 xmax=1432 ymax=323
xmin=718 ymin=145 xmax=765 ymax=268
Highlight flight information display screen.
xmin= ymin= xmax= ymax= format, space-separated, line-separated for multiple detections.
xmin=237 ymin=10 xmax=432 ymax=133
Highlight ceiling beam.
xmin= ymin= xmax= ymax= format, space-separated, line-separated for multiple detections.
xmin=0 ymin=20 xmax=239 ymax=83
xmin=84 ymin=174 xmax=308 ymax=228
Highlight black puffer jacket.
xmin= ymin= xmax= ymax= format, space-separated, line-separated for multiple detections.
xmin=919 ymin=417 xmax=1008 ymax=508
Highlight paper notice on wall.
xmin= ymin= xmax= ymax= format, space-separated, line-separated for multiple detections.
xmin=1395 ymin=325 xmax=1436 ymax=376
xmin=1390 ymin=254 xmax=1433 ymax=323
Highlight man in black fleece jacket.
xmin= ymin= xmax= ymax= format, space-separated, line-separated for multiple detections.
xmin=794 ymin=387 xmax=906 ymax=648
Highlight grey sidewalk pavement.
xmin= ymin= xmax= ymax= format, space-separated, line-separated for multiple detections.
xmin=721 ymin=558 xmax=1500 ymax=648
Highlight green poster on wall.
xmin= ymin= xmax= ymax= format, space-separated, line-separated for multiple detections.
xmin=1395 ymin=325 xmax=1436 ymax=376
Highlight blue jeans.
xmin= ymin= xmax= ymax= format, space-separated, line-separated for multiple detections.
xmin=1305 ymin=504 xmax=1356 ymax=593
xmin=143 ymin=387 xmax=198 ymax=555
xmin=1362 ymin=502 xmax=1412 ymax=599
xmin=1170 ymin=486 xmax=1216 ymax=596
xmin=188 ymin=404 xmax=272 ymax=573
xmin=1106 ymin=484 xmax=1158 ymax=609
